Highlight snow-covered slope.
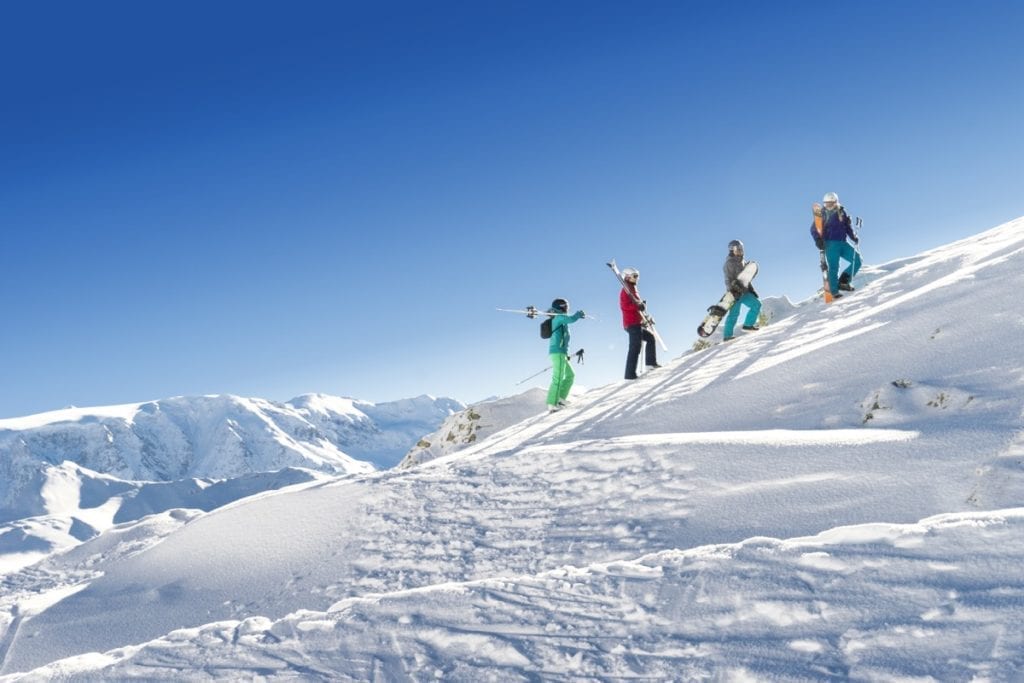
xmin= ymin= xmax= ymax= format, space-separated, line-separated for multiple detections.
xmin=0 ymin=463 xmax=330 ymax=574
xmin=20 ymin=509 xmax=1024 ymax=681
xmin=2 ymin=218 xmax=1023 ymax=679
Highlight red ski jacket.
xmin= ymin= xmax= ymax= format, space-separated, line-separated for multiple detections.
xmin=620 ymin=285 xmax=643 ymax=328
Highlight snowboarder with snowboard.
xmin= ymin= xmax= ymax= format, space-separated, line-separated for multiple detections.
xmin=619 ymin=268 xmax=659 ymax=379
xmin=810 ymin=192 xmax=861 ymax=298
xmin=546 ymin=298 xmax=585 ymax=412
xmin=721 ymin=240 xmax=762 ymax=341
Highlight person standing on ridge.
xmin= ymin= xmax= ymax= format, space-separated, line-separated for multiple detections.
xmin=546 ymin=298 xmax=585 ymax=413
xmin=811 ymin=191 xmax=861 ymax=297
xmin=619 ymin=268 xmax=659 ymax=379
xmin=721 ymin=240 xmax=762 ymax=342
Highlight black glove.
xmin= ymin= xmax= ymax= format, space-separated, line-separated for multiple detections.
xmin=637 ymin=300 xmax=646 ymax=312
xmin=852 ymin=236 xmax=859 ymax=244
xmin=729 ymin=282 xmax=744 ymax=298
xmin=814 ymin=237 xmax=824 ymax=250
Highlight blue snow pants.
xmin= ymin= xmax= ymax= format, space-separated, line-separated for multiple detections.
xmin=723 ymin=292 xmax=762 ymax=338
xmin=825 ymin=240 xmax=862 ymax=294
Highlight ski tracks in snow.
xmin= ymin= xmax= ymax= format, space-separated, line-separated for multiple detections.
xmin=23 ymin=509 xmax=1024 ymax=681
xmin=343 ymin=426 xmax=922 ymax=610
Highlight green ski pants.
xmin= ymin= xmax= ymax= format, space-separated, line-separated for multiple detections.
xmin=547 ymin=353 xmax=575 ymax=406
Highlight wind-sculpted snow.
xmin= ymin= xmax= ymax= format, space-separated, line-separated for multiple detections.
xmin=1 ymin=425 xmax=1016 ymax=675
xmin=1 ymin=217 xmax=1024 ymax=678
xmin=0 ymin=461 xmax=334 ymax=574
xmin=14 ymin=509 xmax=1024 ymax=681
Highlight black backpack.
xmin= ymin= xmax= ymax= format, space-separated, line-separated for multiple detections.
xmin=540 ymin=317 xmax=553 ymax=339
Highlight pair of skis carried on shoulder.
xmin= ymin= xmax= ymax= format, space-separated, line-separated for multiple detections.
xmin=606 ymin=259 xmax=668 ymax=351
xmin=495 ymin=305 xmax=550 ymax=319
xmin=496 ymin=260 xmax=667 ymax=351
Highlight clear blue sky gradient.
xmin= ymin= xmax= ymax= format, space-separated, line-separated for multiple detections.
xmin=2 ymin=1 xmax=1022 ymax=417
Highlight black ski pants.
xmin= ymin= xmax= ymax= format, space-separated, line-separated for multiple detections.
xmin=624 ymin=324 xmax=657 ymax=379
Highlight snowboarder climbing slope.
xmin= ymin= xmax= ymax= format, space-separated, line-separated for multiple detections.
xmin=721 ymin=240 xmax=762 ymax=341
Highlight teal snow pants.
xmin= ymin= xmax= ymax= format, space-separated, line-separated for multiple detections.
xmin=825 ymin=240 xmax=861 ymax=294
xmin=722 ymin=292 xmax=762 ymax=338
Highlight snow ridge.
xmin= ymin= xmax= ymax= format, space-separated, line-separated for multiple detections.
xmin=2 ymin=217 xmax=1024 ymax=679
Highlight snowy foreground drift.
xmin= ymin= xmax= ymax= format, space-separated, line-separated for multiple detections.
xmin=2 ymin=218 xmax=1024 ymax=679
xmin=23 ymin=510 xmax=1024 ymax=681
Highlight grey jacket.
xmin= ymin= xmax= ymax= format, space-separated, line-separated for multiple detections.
xmin=723 ymin=254 xmax=747 ymax=289
xmin=723 ymin=254 xmax=757 ymax=297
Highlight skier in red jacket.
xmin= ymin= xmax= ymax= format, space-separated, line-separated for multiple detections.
xmin=619 ymin=267 xmax=659 ymax=380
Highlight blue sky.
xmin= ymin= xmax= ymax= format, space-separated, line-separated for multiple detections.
xmin=2 ymin=1 xmax=1022 ymax=417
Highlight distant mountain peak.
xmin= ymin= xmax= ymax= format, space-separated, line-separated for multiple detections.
xmin=0 ymin=392 xmax=465 ymax=522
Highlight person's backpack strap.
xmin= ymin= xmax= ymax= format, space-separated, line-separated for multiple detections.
xmin=839 ymin=205 xmax=851 ymax=226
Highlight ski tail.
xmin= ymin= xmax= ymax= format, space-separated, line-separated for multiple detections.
xmin=813 ymin=203 xmax=834 ymax=304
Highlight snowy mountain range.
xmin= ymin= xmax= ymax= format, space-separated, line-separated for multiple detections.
xmin=0 ymin=393 xmax=462 ymax=573
xmin=2 ymin=218 xmax=1023 ymax=679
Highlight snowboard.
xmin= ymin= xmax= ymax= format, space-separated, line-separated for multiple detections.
xmin=696 ymin=261 xmax=758 ymax=338
xmin=813 ymin=203 xmax=834 ymax=304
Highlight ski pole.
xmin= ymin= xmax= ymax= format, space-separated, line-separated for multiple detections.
xmin=515 ymin=348 xmax=584 ymax=386
xmin=853 ymin=216 xmax=863 ymax=280
xmin=515 ymin=365 xmax=551 ymax=385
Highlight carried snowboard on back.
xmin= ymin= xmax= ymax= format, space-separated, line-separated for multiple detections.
xmin=696 ymin=261 xmax=758 ymax=337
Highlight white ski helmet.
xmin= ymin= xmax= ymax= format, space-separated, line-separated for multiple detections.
xmin=622 ymin=267 xmax=639 ymax=279
xmin=728 ymin=239 xmax=744 ymax=255
xmin=823 ymin=191 xmax=839 ymax=204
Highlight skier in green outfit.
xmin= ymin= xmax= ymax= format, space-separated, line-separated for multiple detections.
xmin=546 ymin=298 xmax=585 ymax=413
